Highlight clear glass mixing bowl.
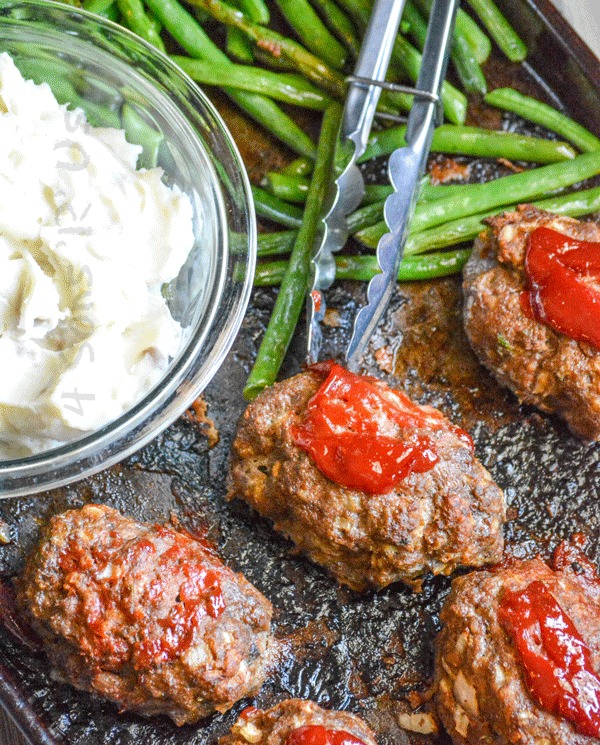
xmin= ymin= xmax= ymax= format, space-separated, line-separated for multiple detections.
xmin=0 ymin=0 xmax=256 ymax=497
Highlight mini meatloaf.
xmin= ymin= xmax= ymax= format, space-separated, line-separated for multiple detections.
xmin=219 ymin=699 xmax=377 ymax=745
xmin=463 ymin=206 xmax=600 ymax=439
xmin=16 ymin=504 xmax=274 ymax=725
xmin=434 ymin=557 xmax=600 ymax=744
xmin=229 ymin=366 xmax=505 ymax=591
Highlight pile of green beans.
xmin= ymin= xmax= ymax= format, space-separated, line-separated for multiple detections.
xmin=72 ymin=0 xmax=600 ymax=395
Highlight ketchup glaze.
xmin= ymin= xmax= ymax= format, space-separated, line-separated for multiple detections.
xmin=291 ymin=361 xmax=472 ymax=495
xmin=286 ymin=725 xmax=367 ymax=745
xmin=522 ymin=226 xmax=600 ymax=349
xmin=499 ymin=580 xmax=600 ymax=737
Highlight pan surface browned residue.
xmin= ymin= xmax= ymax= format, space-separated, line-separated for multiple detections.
xmin=0 ymin=1 xmax=599 ymax=743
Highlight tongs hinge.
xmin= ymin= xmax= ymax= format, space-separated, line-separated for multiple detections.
xmin=345 ymin=75 xmax=444 ymax=126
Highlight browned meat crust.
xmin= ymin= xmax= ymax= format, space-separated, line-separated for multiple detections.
xmin=229 ymin=371 xmax=505 ymax=592
xmin=219 ymin=699 xmax=377 ymax=745
xmin=463 ymin=205 xmax=600 ymax=439
xmin=434 ymin=558 xmax=600 ymax=744
xmin=16 ymin=504 xmax=274 ymax=725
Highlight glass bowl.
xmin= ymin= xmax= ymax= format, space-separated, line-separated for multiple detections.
xmin=0 ymin=0 xmax=256 ymax=497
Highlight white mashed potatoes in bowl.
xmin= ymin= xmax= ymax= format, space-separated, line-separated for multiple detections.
xmin=0 ymin=1 xmax=256 ymax=496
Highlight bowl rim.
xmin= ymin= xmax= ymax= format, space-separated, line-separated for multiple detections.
xmin=0 ymin=0 xmax=257 ymax=496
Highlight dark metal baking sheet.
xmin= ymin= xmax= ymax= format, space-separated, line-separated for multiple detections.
xmin=0 ymin=1 xmax=599 ymax=743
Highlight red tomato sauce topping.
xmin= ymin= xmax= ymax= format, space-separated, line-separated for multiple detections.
xmin=521 ymin=226 xmax=600 ymax=349
xmin=286 ymin=725 xmax=367 ymax=745
xmin=499 ymin=580 xmax=600 ymax=737
xmin=56 ymin=526 xmax=224 ymax=669
xmin=290 ymin=361 xmax=472 ymax=495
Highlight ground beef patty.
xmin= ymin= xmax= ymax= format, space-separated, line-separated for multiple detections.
xmin=463 ymin=205 xmax=600 ymax=439
xmin=16 ymin=504 xmax=274 ymax=725
xmin=434 ymin=557 xmax=600 ymax=744
xmin=229 ymin=369 xmax=505 ymax=591
xmin=219 ymin=699 xmax=377 ymax=745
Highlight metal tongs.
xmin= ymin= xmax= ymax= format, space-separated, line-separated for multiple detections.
xmin=307 ymin=0 xmax=459 ymax=368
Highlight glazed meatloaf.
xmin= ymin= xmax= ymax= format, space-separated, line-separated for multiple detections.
xmin=219 ymin=699 xmax=377 ymax=745
xmin=229 ymin=365 xmax=505 ymax=591
xmin=434 ymin=556 xmax=600 ymax=744
xmin=16 ymin=504 xmax=274 ymax=725
xmin=463 ymin=206 xmax=600 ymax=439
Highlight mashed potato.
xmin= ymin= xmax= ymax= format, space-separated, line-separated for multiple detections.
xmin=0 ymin=53 xmax=195 ymax=458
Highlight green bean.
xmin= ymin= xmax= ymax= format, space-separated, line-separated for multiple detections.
xmin=147 ymin=9 xmax=162 ymax=34
xmin=413 ymin=0 xmax=491 ymax=66
xmin=391 ymin=35 xmax=468 ymax=124
xmin=309 ymin=0 xmax=361 ymax=57
xmin=226 ymin=27 xmax=255 ymax=60
xmin=281 ymin=157 xmax=313 ymax=177
xmin=455 ymin=7 xmax=492 ymax=63
xmin=122 ymin=103 xmax=163 ymax=168
xmin=346 ymin=200 xmax=388 ymax=233
xmin=534 ymin=185 xmax=600 ymax=218
xmin=422 ymin=183 xmax=488 ymax=201
xmin=252 ymin=259 xmax=296 ymax=285
xmin=144 ymin=0 xmax=317 ymax=158
xmin=332 ymin=0 xmax=370 ymax=28
xmin=174 ymin=56 xmax=334 ymax=110
xmin=362 ymin=181 xmax=487 ymax=206
xmin=450 ymin=28 xmax=487 ymax=95
xmin=485 ymin=88 xmax=600 ymax=154
xmin=83 ymin=0 xmax=114 ymax=12
xmin=252 ymin=47 xmax=297 ymax=71
xmin=252 ymin=186 xmax=304 ymax=228
xmin=261 ymin=180 xmax=416 ymax=208
xmin=274 ymin=0 xmax=347 ymax=69
xmin=337 ymin=249 xmax=471 ymax=280
xmin=233 ymin=0 xmax=269 ymax=23
xmin=361 ymin=185 xmax=391 ymax=204
xmin=403 ymin=0 xmax=427 ymax=47
xmin=356 ymin=153 xmax=600 ymax=243
xmin=101 ymin=3 xmax=119 ymax=19
xmin=244 ymin=104 xmax=342 ymax=400
xmin=465 ymin=0 xmax=527 ymax=62
xmin=263 ymin=173 xmax=310 ymax=202
xmin=185 ymin=0 xmax=346 ymax=99
xmin=254 ymin=248 xmax=471 ymax=285
xmin=361 ymin=186 xmax=600 ymax=251
xmin=117 ymin=0 xmax=166 ymax=50
xmin=402 ymin=212 xmax=493 ymax=254
xmin=258 ymin=231 xmax=297 ymax=256
xmin=410 ymin=152 xmax=600 ymax=230
xmin=406 ymin=0 xmax=486 ymax=94
xmin=361 ymin=124 xmax=576 ymax=163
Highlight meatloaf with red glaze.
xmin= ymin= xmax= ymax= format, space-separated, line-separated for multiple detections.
xmin=219 ymin=699 xmax=377 ymax=745
xmin=229 ymin=369 xmax=505 ymax=591
xmin=463 ymin=206 xmax=600 ymax=439
xmin=16 ymin=504 xmax=274 ymax=725
xmin=434 ymin=557 xmax=600 ymax=744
